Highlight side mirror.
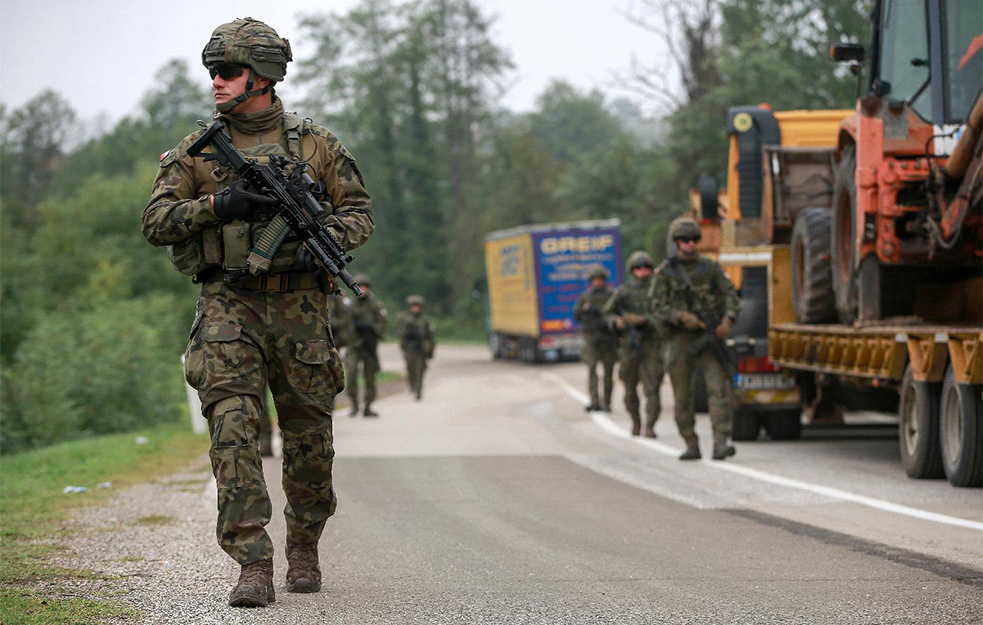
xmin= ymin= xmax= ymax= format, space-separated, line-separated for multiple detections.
xmin=830 ymin=43 xmax=866 ymax=62
xmin=697 ymin=174 xmax=719 ymax=220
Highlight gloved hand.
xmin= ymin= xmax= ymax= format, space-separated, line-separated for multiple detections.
xmin=614 ymin=317 xmax=627 ymax=331
xmin=296 ymin=244 xmax=319 ymax=272
xmin=213 ymin=181 xmax=278 ymax=221
xmin=715 ymin=316 xmax=733 ymax=339
xmin=679 ymin=311 xmax=706 ymax=330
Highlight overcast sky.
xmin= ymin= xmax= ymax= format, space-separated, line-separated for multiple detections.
xmin=0 ymin=0 xmax=670 ymax=125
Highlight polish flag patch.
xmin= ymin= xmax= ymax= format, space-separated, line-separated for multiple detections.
xmin=160 ymin=150 xmax=171 ymax=162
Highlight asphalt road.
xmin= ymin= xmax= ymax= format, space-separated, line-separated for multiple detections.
xmin=97 ymin=343 xmax=982 ymax=624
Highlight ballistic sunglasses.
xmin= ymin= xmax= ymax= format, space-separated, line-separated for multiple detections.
xmin=676 ymin=236 xmax=701 ymax=243
xmin=209 ymin=63 xmax=247 ymax=80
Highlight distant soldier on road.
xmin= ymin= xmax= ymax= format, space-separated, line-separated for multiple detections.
xmin=603 ymin=251 xmax=666 ymax=437
xmin=346 ymin=274 xmax=387 ymax=416
xmin=142 ymin=18 xmax=373 ymax=607
xmin=652 ymin=217 xmax=740 ymax=461
xmin=573 ymin=264 xmax=618 ymax=412
xmin=395 ymin=295 xmax=436 ymax=400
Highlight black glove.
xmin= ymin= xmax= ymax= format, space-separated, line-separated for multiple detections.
xmin=296 ymin=244 xmax=319 ymax=272
xmin=213 ymin=181 xmax=278 ymax=221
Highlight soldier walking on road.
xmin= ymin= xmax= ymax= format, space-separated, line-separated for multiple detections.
xmin=573 ymin=265 xmax=618 ymax=412
xmin=652 ymin=218 xmax=740 ymax=461
xmin=346 ymin=274 xmax=387 ymax=417
xmin=603 ymin=251 xmax=666 ymax=437
xmin=142 ymin=18 xmax=373 ymax=607
xmin=395 ymin=295 xmax=436 ymax=400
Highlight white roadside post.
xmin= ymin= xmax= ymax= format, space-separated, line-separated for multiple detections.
xmin=180 ymin=355 xmax=207 ymax=434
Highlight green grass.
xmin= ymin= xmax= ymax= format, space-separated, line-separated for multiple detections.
xmin=135 ymin=514 xmax=176 ymax=527
xmin=0 ymin=424 xmax=207 ymax=624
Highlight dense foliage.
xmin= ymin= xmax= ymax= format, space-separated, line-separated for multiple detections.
xmin=0 ymin=0 xmax=868 ymax=452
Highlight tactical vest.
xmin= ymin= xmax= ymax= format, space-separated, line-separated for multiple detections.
xmin=167 ymin=112 xmax=313 ymax=277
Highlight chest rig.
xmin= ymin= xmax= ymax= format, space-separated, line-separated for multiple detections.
xmin=167 ymin=113 xmax=319 ymax=280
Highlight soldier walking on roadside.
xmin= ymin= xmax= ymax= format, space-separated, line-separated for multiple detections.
xmin=652 ymin=217 xmax=740 ymax=461
xmin=573 ymin=265 xmax=618 ymax=412
xmin=346 ymin=274 xmax=387 ymax=417
xmin=142 ymin=18 xmax=373 ymax=607
xmin=395 ymin=295 xmax=436 ymax=400
xmin=603 ymin=251 xmax=666 ymax=437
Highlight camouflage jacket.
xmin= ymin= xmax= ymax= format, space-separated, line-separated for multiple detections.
xmin=395 ymin=312 xmax=435 ymax=358
xmin=142 ymin=99 xmax=373 ymax=275
xmin=650 ymin=256 xmax=740 ymax=329
xmin=574 ymin=285 xmax=617 ymax=337
xmin=603 ymin=274 xmax=664 ymax=341
xmin=350 ymin=292 xmax=387 ymax=351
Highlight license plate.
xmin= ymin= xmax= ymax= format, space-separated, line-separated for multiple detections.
xmin=734 ymin=373 xmax=796 ymax=390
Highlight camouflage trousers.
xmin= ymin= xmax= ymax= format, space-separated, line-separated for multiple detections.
xmin=618 ymin=337 xmax=665 ymax=428
xmin=345 ymin=347 xmax=380 ymax=409
xmin=664 ymin=331 xmax=734 ymax=446
xmin=582 ymin=334 xmax=617 ymax=407
xmin=402 ymin=351 xmax=428 ymax=397
xmin=184 ymin=282 xmax=345 ymax=565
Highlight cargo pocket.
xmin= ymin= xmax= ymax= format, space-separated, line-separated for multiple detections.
xmin=290 ymin=340 xmax=345 ymax=398
xmin=184 ymin=322 xmax=244 ymax=391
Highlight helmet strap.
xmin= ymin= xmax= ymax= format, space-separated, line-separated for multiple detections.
xmin=215 ymin=68 xmax=275 ymax=113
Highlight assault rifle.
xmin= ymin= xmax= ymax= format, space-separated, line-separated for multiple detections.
xmin=667 ymin=258 xmax=732 ymax=368
xmin=186 ymin=121 xmax=362 ymax=296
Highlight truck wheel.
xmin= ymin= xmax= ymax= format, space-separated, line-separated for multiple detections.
xmin=732 ymin=410 xmax=761 ymax=441
xmin=791 ymin=207 xmax=836 ymax=323
xmin=898 ymin=366 xmax=944 ymax=479
xmin=940 ymin=367 xmax=983 ymax=487
xmin=831 ymin=145 xmax=859 ymax=324
xmin=763 ymin=410 xmax=803 ymax=440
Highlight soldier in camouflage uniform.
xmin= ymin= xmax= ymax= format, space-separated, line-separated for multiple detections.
xmin=573 ymin=265 xmax=618 ymax=412
xmin=395 ymin=295 xmax=436 ymax=400
xmin=603 ymin=251 xmax=666 ymax=437
xmin=142 ymin=19 xmax=373 ymax=607
xmin=651 ymin=217 xmax=740 ymax=461
xmin=346 ymin=274 xmax=387 ymax=417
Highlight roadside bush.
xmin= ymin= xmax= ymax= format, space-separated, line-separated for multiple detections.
xmin=1 ymin=295 xmax=189 ymax=454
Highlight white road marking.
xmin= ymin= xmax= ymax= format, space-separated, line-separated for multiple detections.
xmin=542 ymin=371 xmax=983 ymax=532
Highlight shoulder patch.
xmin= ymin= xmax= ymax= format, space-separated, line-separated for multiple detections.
xmin=160 ymin=150 xmax=171 ymax=162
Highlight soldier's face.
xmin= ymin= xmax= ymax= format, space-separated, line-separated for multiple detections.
xmin=676 ymin=237 xmax=699 ymax=260
xmin=410 ymin=304 xmax=423 ymax=314
xmin=631 ymin=267 xmax=652 ymax=280
xmin=211 ymin=64 xmax=270 ymax=111
xmin=591 ymin=277 xmax=606 ymax=289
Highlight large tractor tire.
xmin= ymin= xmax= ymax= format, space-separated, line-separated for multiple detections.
xmin=898 ymin=366 xmax=945 ymax=479
xmin=791 ymin=207 xmax=836 ymax=323
xmin=830 ymin=145 xmax=860 ymax=324
xmin=939 ymin=367 xmax=983 ymax=487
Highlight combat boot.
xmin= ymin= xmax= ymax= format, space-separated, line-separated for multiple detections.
xmin=286 ymin=541 xmax=322 ymax=593
xmin=629 ymin=414 xmax=641 ymax=436
xmin=679 ymin=445 xmax=702 ymax=461
xmin=258 ymin=437 xmax=273 ymax=457
xmin=228 ymin=558 xmax=275 ymax=607
xmin=712 ymin=441 xmax=736 ymax=460
xmin=584 ymin=402 xmax=602 ymax=412
xmin=643 ymin=427 xmax=657 ymax=439
xmin=349 ymin=403 xmax=359 ymax=417
xmin=363 ymin=406 xmax=379 ymax=417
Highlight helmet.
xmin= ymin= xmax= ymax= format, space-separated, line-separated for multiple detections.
xmin=587 ymin=264 xmax=609 ymax=280
xmin=406 ymin=295 xmax=425 ymax=307
xmin=202 ymin=18 xmax=292 ymax=112
xmin=202 ymin=18 xmax=292 ymax=81
xmin=668 ymin=217 xmax=701 ymax=241
xmin=626 ymin=251 xmax=654 ymax=271
xmin=354 ymin=273 xmax=371 ymax=287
